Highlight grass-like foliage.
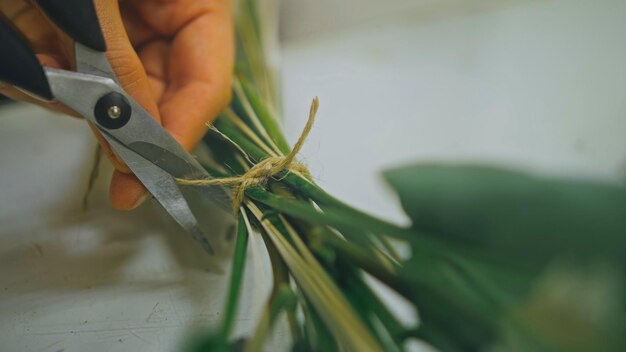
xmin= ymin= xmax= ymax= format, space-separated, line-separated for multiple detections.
xmin=188 ymin=1 xmax=626 ymax=351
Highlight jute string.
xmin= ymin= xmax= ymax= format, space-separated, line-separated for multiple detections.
xmin=177 ymin=97 xmax=319 ymax=214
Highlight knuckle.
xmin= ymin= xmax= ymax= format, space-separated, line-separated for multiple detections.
xmin=216 ymin=84 xmax=232 ymax=110
xmin=106 ymin=49 xmax=143 ymax=88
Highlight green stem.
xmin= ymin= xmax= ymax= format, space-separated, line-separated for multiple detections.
xmin=219 ymin=212 xmax=250 ymax=338
xmin=320 ymin=231 xmax=400 ymax=289
xmin=213 ymin=116 xmax=268 ymax=163
xmin=262 ymin=176 xmax=522 ymax=277
xmin=245 ymin=285 xmax=298 ymax=352
xmin=300 ymin=293 xmax=340 ymax=352
xmin=238 ymin=78 xmax=290 ymax=154
xmin=282 ymin=173 xmax=408 ymax=240
xmin=254 ymin=215 xmax=301 ymax=344
xmin=244 ymin=186 xmax=449 ymax=255
xmin=346 ymin=272 xmax=409 ymax=343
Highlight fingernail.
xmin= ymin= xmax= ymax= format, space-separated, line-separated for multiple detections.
xmin=130 ymin=192 xmax=149 ymax=209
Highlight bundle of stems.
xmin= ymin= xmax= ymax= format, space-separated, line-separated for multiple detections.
xmin=188 ymin=1 xmax=626 ymax=351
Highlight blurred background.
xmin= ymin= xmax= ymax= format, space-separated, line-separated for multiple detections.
xmin=280 ymin=0 xmax=626 ymax=224
xmin=1 ymin=0 xmax=625 ymax=351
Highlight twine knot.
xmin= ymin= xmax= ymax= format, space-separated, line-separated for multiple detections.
xmin=177 ymin=97 xmax=319 ymax=214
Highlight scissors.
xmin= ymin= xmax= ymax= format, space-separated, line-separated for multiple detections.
xmin=0 ymin=0 xmax=234 ymax=254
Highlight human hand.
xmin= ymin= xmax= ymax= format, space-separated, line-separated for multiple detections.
xmin=0 ymin=0 xmax=234 ymax=210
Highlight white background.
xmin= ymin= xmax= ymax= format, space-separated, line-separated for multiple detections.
xmin=280 ymin=0 xmax=626 ymax=224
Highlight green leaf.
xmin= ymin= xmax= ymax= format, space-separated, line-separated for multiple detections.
xmin=399 ymin=251 xmax=553 ymax=351
xmin=212 ymin=116 xmax=269 ymax=162
xmin=185 ymin=334 xmax=231 ymax=352
xmin=301 ymin=296 xmax=340 ymax=352
xmin=219 ymin=213 xmax=250 ymax=338
xmin=237 ymin=78 xmax=291 ymax=154
xmin=201 ymin=128 xmax=248 ymax=175
xmin=245 ymin=186 xmax=442 ymax=249
xmin=384 ymin=164 xmax=626 ymax=270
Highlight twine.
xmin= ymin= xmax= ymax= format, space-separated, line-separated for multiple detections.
xmin=177 ymin=97 xmax=319 ymax=214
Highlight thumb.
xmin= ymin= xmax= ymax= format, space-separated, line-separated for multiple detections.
xmin=93 ymin=0 xmax=160 ymax=209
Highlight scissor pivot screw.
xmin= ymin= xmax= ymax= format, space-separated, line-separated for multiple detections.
xmin=107 ymin=105 xmax=122 ymax=119
xmin=95 ymin=92 xmax=131 ymax=129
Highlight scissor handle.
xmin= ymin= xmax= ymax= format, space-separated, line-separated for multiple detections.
xmin=0 ymin=0 xmax=105 ymax=100
xmin=34 ymin=0 xmax=106 ymax=52
xmin=0 ymin=18 xmax=52 ymax=100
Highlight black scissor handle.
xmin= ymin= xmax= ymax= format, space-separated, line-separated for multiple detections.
xmin=0 ymin=0 xmax=106 ymax=100
xmin=0 ymin=18 xmax=53 ymax=100
xmin=34 ymin=0 xmax=106 ymax=52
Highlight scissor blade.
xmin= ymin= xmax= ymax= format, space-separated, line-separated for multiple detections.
xmin=45 ymin=65 xmax=237 ymax=253
xmin=127 ymin=141 xmax=232 ymax=213
xmin=45 ymin=66 xmax=233 ymax=211
xmin=104 ymin=136 xmax=218 ymax=254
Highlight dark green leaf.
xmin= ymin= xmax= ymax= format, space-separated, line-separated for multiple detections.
xmin=384 ymin=164 xmax=626 ymax=269
xmin=219 ymin=213 xmax=250 ymax=338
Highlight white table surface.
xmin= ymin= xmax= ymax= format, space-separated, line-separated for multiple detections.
xmin=2 ymin=0 xmax=626 ymax=351
xmin=0 ymin=104 xmax=280 ymax=351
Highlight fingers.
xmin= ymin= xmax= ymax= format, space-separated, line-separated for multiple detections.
xmin=128 ymin=0 xmax=234 ymax=151
xmin=0 ymin=0 xmax=65 ymax=56
xmin=2 ymin=0 xmax=234 ymax=212
xmin=160 ymin=1 xmax=234 ymax=150
xmin=99 ymin=0 xmax=235 ymax=208
xmin=109 ymin=170 xmax=149 ymax=210
xmin=94 ymin=0 xmax=160 ymax=123
xmin=136 ymin=40 xmax=168 ymax=103
xmin=0 ymin=0 xmax=156 ymax=210
xmin=93 ymin=0 xmax=162 ymax=210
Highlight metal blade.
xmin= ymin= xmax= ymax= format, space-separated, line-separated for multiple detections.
xmin=127 ymin=141 xmax=232 ymax=213
xmin=74 ymin=42 xmax=118 ymax=82
xmin=103 ymin=135 xmax=236 ymax=254
xmin=45 ymin=66 xmax=232 ymax=207
xmin=44 ymin=50 xmax=237 ymax=253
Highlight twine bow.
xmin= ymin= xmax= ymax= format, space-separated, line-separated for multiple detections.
xmin=177 ymin=97 xmax=319 ymax=214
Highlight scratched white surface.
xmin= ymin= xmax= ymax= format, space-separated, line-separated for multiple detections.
xmin=0 ymin=105 xmax=280 ymax=351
